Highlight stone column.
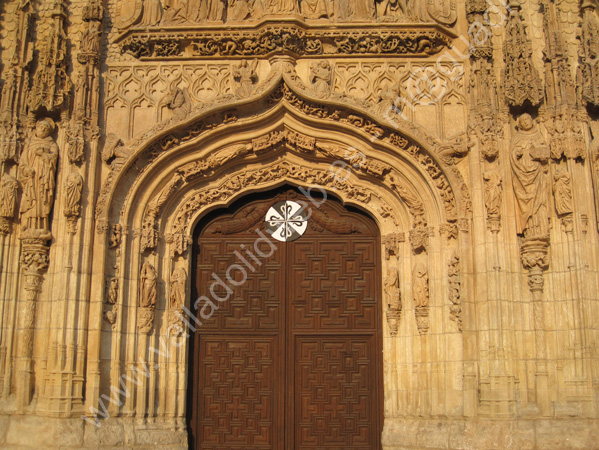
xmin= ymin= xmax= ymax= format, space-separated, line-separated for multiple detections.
xmin=520 ymin=236 xmax=550 ymax=416
xmin=16 ymin=229 xmax=51 ymax=412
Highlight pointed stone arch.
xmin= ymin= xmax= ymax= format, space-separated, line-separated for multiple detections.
xmin=85 ymin=69 xmax=472 ymax=430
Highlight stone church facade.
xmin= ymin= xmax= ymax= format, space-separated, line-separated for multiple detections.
xmin=0 ymin=0 xmax=599 ymax=448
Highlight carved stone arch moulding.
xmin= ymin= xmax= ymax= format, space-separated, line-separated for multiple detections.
xmin=96 ymin=74 xmax=469 ymax=238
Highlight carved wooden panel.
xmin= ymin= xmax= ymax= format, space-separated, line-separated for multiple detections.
xmin=190 ymin=189 xmax=382 ymax=450
xmin=197 ymin=337 xmax=281 ymax=449
xmin=294 ymin=337 xmax=376 ymax=449
xmin=195 ymin=239 xmax=284 ymax=331
xmin=290 ymin=239 xmax=377 ymax=331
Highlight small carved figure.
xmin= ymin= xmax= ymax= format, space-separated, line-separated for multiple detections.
xmin=301 ymin=0 xmax=331 ymax=19
xmin=553 ymin=167 xmax=573 ymax=217
xmin=374 ymin=83 xmax=401 ymax=118
xmin=510 ymin=114 xmax=551 ymax=238
xmin=109 ymin=224 xmax=123 ymax=248
xmin=352 ymin=0 xmax=375 ymax=20
xmin=385 ymin=267 xmax=401 ymax=310
xmin=376 ymin=0 xmax=405 ymax=20
xmin=0 ymin=175 xmax=18 ymax=220
xmin=170 ymin=267 xmax=187 ymax=309
xmin=81 ymin=20 xmax=102 ymax=55
xmin=108 ymin=277 xmax=118 ymax=304
xmin=310 ymin=60 xmax=332 ymax=99
xmin=198 ymin=0 xmax=225 ymax=21
xmin=233 ymin=59 xmax=259 ymax=98
xmin=412 ymin=262 xmax=429 ymax=308
xmin=264 ymin=0 xmax=299 ymax=14
xmin=64 ymin=172 xmax=84 ymax=218
xmin=228 ymin=0 xmax=252 ymax=20
xmin=140 ymin=0 xmax=163 ymax=26
xmin=102 ymin=134 xmax=130 ymax=167
xmin=163 ymin=84 xmax=190 ymax=122
xmin=162 ymin=3 xmax=188 ymax=24
xmin=19 ymin=118 xmax=59 ymax=231
xmin=482 ymin=171 xmax=502 ymax=219
xmin=139 ymin=261 xmax=157 ymax=308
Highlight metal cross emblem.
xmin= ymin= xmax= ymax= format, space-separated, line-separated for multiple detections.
xmin=265 ymin=200 xmax=308 ymax=242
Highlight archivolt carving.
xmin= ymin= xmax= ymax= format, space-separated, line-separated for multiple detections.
xmin=141 ymin=173 xmax=184 ymax=252
xmin=168 ymin=161 xmax=380 ymax=256
xmin=96 ymin=77 xmax=462 ymax=237
xmin=448 ymin=252 xmax=462 ymax=331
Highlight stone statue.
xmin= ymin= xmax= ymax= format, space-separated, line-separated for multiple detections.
xmin=376 ymin=0 xmax=405 ymax=20
xmin=162 ymin=3 xmax=188 ymax=24
xmin=412 ymin=262 xmax=429 ymax=308
xmin=310 ymin=60 xmax=332 ymax=99
xmin=80 ymin=20 xmax=102 ymax=55
xmin=0 ymin=175 xmax=18 ymax=220
xmin=553 ymin=167 xmax=573 ymax=217
xmin=63 ymin=172 xmax=84 ymax=218
xmin=102 ymin=134 xmax=130 ymax=168
xmin=510 ymin=114 xmax=551 ymax=238
xmin=337 ymin=0 xmax=374 ymax=20
xmin=482 ymin=171 xmax=502 ymax=219
xmin=198 ymin=0 xmax=225 ymax=21
xmin=228 ymin=0 xmax=252 ymax=20
xmin=263 ymin=0 xmax=299 ymax=14
xmin=233 ymin=59 xmax=259 ymax=98
xmin=301 ymin=0 xmax=331 ymax=19
xmin=374 ymin=83 xmax=401 ymax=118
xmin=163 ymin=84 xmax=190 ymax=122
xmin=170 ymin=267 xmax=187 ymax=309
xmin=139 ymin=261 xmax=157 ymax=308
xmin=19 ymin=118 xmax=59 ymax=231
xmin=140 ymin=0 xmax=163 ymax=26
xmin=108 ymin=277 xmax=118 ymax=304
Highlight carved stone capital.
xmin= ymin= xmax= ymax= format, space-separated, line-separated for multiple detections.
xmin=386 ymin=309 xmax=401 ymax=337
xmin=137 ymin=307 xmax=155 ymax=335
xmin=409 ymin=226 xmax=429 ymax=254
xmin=415 ymin=307 xmax=430 ymax=335
xmin=19 ymin=229 xmax=52 ymax=275
xmin=520 ymin=236 xmax=550 ymax=272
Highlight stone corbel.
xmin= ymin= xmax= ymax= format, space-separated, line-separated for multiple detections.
xmin=382 ymin=232 xmax=405 ymax=260
xmin=409 ymin=226 xmax=430 ymax=254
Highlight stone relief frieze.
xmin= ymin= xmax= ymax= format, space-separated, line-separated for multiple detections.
xmin=109 ymin=0 xmax=456 ymax=32
xmin=113 ymin=24 xmax=454 ymax=61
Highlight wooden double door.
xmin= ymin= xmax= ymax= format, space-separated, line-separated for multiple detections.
xmin=189 ymin=189 xmax=383 ymax=450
